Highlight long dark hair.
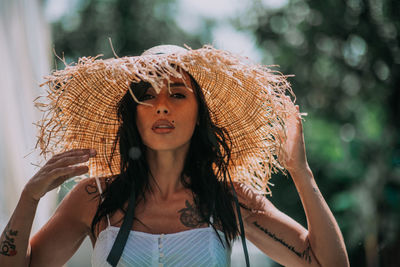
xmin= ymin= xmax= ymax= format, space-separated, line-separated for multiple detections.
xmin=90 ymin=72 xmax=239 ymax=247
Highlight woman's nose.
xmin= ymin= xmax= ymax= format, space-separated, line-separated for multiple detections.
xmin=155 ymin=95 xmax=170 ymax=114
xmin=157 ymin=108 xmax=168 ymax=114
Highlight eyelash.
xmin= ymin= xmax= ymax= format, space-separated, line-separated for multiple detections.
xmin=172 ymin=93 xmax=186 ymax=99
xmin=140 ymin=93 xmax=186 ymax=101
xmin=140 ymin=94 xmax=154 ymax=101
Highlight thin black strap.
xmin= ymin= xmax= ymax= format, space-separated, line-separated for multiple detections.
xmin=106 ymin=185 xmax=136 ymax=267
xmin=228 ymin=173 xmax=250 ymax=267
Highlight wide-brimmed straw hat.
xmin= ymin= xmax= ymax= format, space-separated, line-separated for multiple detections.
xmin=36 ymin=44 xmax=297 ymax=195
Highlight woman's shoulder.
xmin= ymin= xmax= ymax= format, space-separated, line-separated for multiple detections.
xmin=73 ymin=176 xmax=114 ymax=198
xmin=61 ymin=176 xmax=115 ymax=229
xmin=68 ymin=176 xmax=114 ymax=201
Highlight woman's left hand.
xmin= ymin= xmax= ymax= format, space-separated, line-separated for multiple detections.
xmin=279 ymin=104 xmax=309 ymax=174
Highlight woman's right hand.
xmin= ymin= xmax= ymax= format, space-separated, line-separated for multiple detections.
xmin=23 ymin=148 xmax=96 ymax=202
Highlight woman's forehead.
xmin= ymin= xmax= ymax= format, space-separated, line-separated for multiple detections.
xmin=169 ymin=71 xmax=191 ymax=83
xmin=144 ymin=73 xmax=194 ymax=93
xmin=163 ymin=71 xmax=193 ymax=89
xmin=134 ymin=69 xmax=194 ymax=94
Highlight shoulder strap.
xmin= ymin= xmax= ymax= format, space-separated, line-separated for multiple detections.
xmin=106 ymin=182 xmax=136 ymax=267
xmin=94 ymin=177 xmax=111 ymax=227
xmin=228 ymin=173 xmax=250 ymax=267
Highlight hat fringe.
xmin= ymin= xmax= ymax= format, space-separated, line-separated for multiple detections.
xmin=36 ymin=45 xmax=298 ymax=195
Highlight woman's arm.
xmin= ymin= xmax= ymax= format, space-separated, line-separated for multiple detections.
xmin=236 ymin=169 xmax=348 ymax=267
xmin=29 ymin=177 xmax=101 ymax=267
xmin=235 ymin=105 xmax=349 ymax=266
xmin=236 ymin=176 xmax=348 ymax=267
xmin=282 ymin=104 xmax=349 ymax=266
xmin=0 ymin=190 xmax=39 ymax=267
xmin=236 ymin=183 xmax=317 ymax=266
xmin=291 ymin=166 xmax=348 ymax=266
xmin=0 ymin=149 xmax=96 ymax=267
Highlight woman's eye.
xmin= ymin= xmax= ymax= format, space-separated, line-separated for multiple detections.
xmin=171 ymin=93 xmax=185 ymax=99
xmin=140 ymin=94 xmax=154 ymax=101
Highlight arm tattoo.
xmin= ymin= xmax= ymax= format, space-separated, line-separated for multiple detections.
xmin=312 ymin=187 xmax=322 ymax=199
xmin=0 ymin=223 xmax=18 ymax=256
xmin=178 ymin=200 xmax=207 ymax=228
xmin=85 ymin=184 xmax=98 ymax=195
xmin=253 ymin=221 xmax=312 ymax=263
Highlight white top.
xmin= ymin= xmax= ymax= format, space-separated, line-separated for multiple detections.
xmin=91 ymin=224 xmax=231 ymax=267
xmin=91 ymin=177 xmax=231 ymax=267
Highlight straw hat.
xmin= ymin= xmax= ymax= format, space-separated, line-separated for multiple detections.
xmin=36 ymin=44 xmax=297 ymax=195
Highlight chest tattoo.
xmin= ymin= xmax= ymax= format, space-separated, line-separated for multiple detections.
xmin=178 ymin=200 xmax=207 ymax=228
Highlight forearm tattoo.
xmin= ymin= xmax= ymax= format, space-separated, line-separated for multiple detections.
xmin=253 ymin=221 xmax=312 ymax=263
xmin=313 ymin=187 xmax=318 ymax=193
xmin=0 ymin=223 xmax=18 ymax=256
xmin=178 ymin=200 xmax=207 ymax=228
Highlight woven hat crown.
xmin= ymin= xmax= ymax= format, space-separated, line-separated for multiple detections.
xmin=141 ymin=45 xmax=187 ymax=55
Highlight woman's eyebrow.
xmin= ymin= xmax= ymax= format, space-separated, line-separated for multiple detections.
xmin=170 ymin=82 xmax=187 ymax=88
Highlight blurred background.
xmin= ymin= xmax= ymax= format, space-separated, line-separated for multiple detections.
xmin=0 ymin=0 xmax=399 ymax=266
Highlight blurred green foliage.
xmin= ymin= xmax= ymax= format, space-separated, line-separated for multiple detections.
xmin=47 ymin=0 xmax=400 ymax=266
xmin=49 ymin=0 xmax=203 ymax=67
xmin=240 ymin=0 xmax=400 ymax=266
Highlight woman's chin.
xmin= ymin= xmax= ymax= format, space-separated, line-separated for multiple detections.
xmin=145 ymin=141 xmax=191 ymax=153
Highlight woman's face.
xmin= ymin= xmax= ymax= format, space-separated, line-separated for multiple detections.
xmin=135 ymin=72 xmax=199 ymax=152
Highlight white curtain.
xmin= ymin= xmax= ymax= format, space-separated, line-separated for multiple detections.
xmin=0 ymin=0 xmax=56 ymax=234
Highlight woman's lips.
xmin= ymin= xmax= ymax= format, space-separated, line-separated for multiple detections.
xmin=152 ymin=119 xmax=175 ymax=134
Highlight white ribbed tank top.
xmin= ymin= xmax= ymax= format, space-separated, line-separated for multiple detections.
xmin=91 ymin=178 xmax=231 ymax=267
xmin=91 ymin=223 xmax=231 ymax=267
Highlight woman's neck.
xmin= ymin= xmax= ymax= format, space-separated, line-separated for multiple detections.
xmin=145 ymin=143 xmax=190 ymax=201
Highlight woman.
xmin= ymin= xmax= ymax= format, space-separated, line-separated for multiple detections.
xmin=0 ymin=45 xmax=349 ymax=266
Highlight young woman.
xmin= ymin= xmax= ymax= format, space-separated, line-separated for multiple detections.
xmin=0 ymin=45 xmax=349 ymax=267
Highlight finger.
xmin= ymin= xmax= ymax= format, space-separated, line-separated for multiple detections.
xmin=58 ymin=148 xmax=96 ymax=158
xmin=48 ymin=150 xmax=86 ymax=164
xmin=50 ymin=154 xmax=92 ymax=169
xmin=48 ymin=149 xmax=96 ymax=164
xmin=47 ymin=165 xmax=89 ymax=181
xmin=40 ymin=154 xmax=91 ymax=180
xmin=47 ymin=150 xmax=96 ymax=166
xmin=283 ymin=95 xmax=291 ymax=101
xmin=50 ymin=166 xmax=90 ymax=190
xmin=47 ymin=155 xmax=90 ymax=172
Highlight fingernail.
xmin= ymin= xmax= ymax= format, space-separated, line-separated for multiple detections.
xmin=90 ymin=149 xmax=96 ymax=156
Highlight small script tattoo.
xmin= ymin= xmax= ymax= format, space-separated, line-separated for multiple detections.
xmin=85 ymin=184 xmax=98 ymax=195
xmin=0 ymin=223 xmax=18 ymax=256
xmin=178 ymin=200 xmax=207 ymax=228
xmin=253 ymin=221 xmax=312 ymax=263
xmin=312 ymin=187 xmax=322 ymax=198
